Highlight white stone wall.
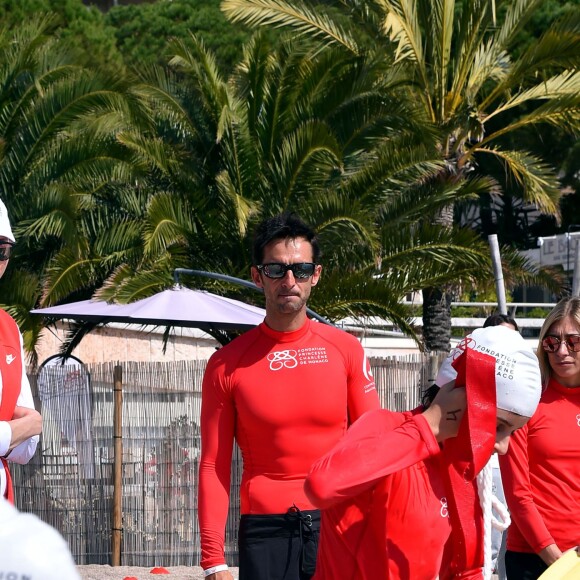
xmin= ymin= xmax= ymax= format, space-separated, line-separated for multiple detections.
xmin=34 ymin=321 xmax=220 ymax=365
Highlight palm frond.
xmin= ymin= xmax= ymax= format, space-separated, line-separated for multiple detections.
xmin=167 ymin=34 xmax=239 ymax=130
xmin=221 ymin=0 xmax=360 ymax=53
xmin=143 ymin=193 xmax=198 ymax=258
xmin=271 ymin=120 xmax=342 ymax=207
xmin=305 ymin=194 xmax=380 ymax=266
xmin=430 ymin=0 xmax=455 ymax=118
xmin=59 ymin=321 xmax=102 ymax=359
xmin=378 ymin=175 xmax=496 ymax=226
xmin=475 ymin=147 xmax=561 ymax=217
xmin=214 ymin=170 xmax=258 ymax=237
xmin=0 ymin=268 xmax=42 ymax=328
xmin=482 ymin=12 xmax=580 ymax=108
xmin=485 ymin=70 xmax=580 ymax=121
xmin=308 ymin=270 xmax=419 ymax=341
xmin=379 ymin=0 xmax=423 ymax=63
xmin=494 ymin=0 xmax=542 ymax=49
xmin=380 ymin=224 xmax=490 ymax=283
xmin=498 ymin=246 xmax=567 ymax=293
xmin=463 ymin=40 xmax=510 ymax=102
xmin=450 ymin=0 xmax=493 ymax=110
xmin=95 ymin=266 xmax=173 ymax=303
xmin=40 ymin=246 xmax=100 ymax=306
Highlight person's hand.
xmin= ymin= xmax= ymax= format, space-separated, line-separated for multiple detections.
xmin=8 ymin=406 xmax=42 ymax=450
xmin=539 ymin=543 xmax=564 ymax=566
xmin=12 ymin=406 xmax=38 ymax=420
xmin=205 ymin=571 xmax=235 ymax=580
xmin=422 ymin=381 xmax=466 ymax=442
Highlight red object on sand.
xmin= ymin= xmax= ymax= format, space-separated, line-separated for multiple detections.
xmin=150 ymin=567 xmax=170 ymax=574
xmin=123 ymin=577 xmax=139 ymax=580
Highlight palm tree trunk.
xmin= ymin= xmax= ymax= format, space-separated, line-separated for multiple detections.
xmin=422 ymin=286 xmax=453 ymax=353
xmin=422 ymin=196 xmax=455 ymax=352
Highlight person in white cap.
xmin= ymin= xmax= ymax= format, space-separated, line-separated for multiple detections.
xmin=0 ymin=495 xmax=80 ymax=579
xmin=304 ymin=325 xmax=542 ymax=580
xmin=0 ymin=197 xmax=42 ymax=503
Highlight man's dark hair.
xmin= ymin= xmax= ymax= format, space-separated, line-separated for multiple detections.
xmin=421 ymin=384 xmax=439 ymax=410
xmin=252 ymin=212 xmax=321 ymax=265
xmin=483 ymin=313 xmax=519 ymax=331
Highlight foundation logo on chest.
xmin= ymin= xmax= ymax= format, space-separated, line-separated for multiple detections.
xmin=267 ymin=347 xmax=329 ymax=371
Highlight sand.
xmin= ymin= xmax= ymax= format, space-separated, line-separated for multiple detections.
xmin=77 ymin=566 xmax=239 ymax=579
xmin=77 ymin=565 xmax=498 ymax=579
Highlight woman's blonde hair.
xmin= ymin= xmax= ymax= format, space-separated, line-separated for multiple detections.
xmin=536 ymin=297 xmax=580 ymax=384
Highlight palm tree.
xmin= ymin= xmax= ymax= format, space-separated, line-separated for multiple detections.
xmin=220 ymin=0 xmax=580 ymax=350
xmin=92 ymin=32 xmax=558 ymax=345
xmin=4 ymin=18 xmax=566 ymax=360
xmin=0 ymin=16 xmax=154 ymax=362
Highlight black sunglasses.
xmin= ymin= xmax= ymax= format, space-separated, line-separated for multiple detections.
xmin=541 ymin=334 xmax=580 ymax=353
xmin=0 ymin=241 xmax=15 ymax=262
xmin=256 ymin=262 xmax=316 ymax=279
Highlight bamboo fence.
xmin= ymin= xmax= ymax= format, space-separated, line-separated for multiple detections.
xmin=11 ymin=353 xmax=443 ymax=567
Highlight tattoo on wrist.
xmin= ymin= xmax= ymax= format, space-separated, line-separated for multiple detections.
xmin=446 ymin=409 xmax=461 ymax=421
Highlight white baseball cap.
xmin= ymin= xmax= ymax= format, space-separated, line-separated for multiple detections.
xmin=436 ymin=325 xmax=541 ymax=418
xmin=0 ymin=198 xmax=15 ymax=243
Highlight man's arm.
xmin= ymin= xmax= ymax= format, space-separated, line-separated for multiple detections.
xmin=203 ymin=568 xmax=234 ymax=580
xmin=198 ymin=355 xmax=236 ymax=573
xmin=306 ymin=382 xmax=466 ymax=509
xmin=345 ymin=342 xmax=380 ymax=422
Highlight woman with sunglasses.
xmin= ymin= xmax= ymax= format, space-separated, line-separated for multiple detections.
xmin=499 ymin=297 xmax=580 ymax=579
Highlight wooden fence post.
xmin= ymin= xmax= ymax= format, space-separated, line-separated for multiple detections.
xmin=112 ymin=365 xmax=123 ymax=566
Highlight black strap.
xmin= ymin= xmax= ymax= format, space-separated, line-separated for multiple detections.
xmin=287 ymin=505 xmax=318 ymax=576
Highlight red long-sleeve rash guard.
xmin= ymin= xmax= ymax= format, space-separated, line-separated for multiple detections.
xmin=198 ymin=319 xmax=380 ymax=570
xmin=306 ymin=408 xmax=450 ymax=580
xmin=306 ymin=408 xmax=484 ymax=580
xmin=499 ymin=379 xmax=580 ymax=555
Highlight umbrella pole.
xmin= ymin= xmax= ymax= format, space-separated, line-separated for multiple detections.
xmin=111 ymin=365 xmax=123 ymax=566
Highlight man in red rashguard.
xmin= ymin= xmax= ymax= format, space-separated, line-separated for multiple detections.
xmin=305 ymin=325 xmax=543 ymax=579
xmin=0 ymin=198 xmax=42 ymax=503
xmin=198 ymin=212 xmax=380 ymax=580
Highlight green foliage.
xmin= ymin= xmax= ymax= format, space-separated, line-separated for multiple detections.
xmin=524 ymin=307 xmax=553 ymax=318
xmin=219 ymin=0 xmax=580 ymax=350
xmin=502 ymin=0 xmax=580 ymax=59
xmin=105 ymin=0 xmax=252 ymax=72
xmin=0 ymin=17 xmax=154 ymax=357
xmin=1 ymin=2 xmax=576 ymax=358
xmin=0 ymin=0 xmax=124 ymax=72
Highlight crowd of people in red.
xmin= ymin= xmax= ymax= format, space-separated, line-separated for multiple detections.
xmin=198 ymin=213 xmax=579 ymax=580
xmin=1 ymin=205 xmax=578 ymax=579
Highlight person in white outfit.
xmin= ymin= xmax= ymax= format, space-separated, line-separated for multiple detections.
xmin=0 ymin=495 xmax=80 ymax=579
xmin=0 ymin=198 xmax=42 ymax=502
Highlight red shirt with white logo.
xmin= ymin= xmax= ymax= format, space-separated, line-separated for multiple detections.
xmin=499 ymin=378 xmax=580 ymax=554
xmin=306 ymin=408 xmax=455 ymax=580
xmin=0 ymin=309 xmax=39 ymax=501
xmin=198 ymin=319 xmax=380 ymax=570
